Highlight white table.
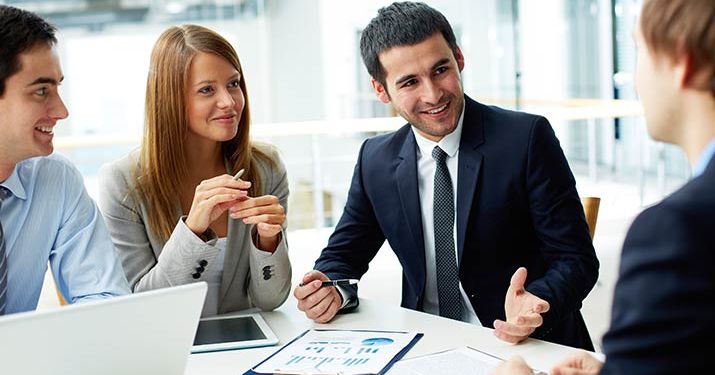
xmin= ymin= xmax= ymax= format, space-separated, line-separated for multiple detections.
xmin=185 ymin=297 xmax=585 ymax=374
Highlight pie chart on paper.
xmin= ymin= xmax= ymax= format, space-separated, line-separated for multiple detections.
xmin=361 ymin=337 xmax=395 ymax=346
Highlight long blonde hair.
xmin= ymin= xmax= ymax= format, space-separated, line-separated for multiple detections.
xmin=138 ymin=24 xmax=273 ymax=240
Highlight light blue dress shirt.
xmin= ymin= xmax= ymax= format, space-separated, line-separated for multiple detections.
xmin=0 ymin=154 xmax=129 ymax=314
xmin=693 ymin=139 xmax=715 ymax=178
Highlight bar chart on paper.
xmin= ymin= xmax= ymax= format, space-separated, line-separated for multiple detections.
xmin=285 ymin=344 xmax=381 ymax=369
xmin=250 ymin=330 xmax=421 ymax=375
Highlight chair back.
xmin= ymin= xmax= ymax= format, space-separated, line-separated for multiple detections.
xmin=581 ymin=197 xmax=601 ymax=239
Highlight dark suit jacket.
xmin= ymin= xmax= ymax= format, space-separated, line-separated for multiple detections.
xmin=315 ymin=96 xmax=599 ymax=349
xmin=601 ymin=155 xmax=715 ymax=374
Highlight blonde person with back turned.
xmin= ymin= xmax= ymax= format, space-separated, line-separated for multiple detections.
xmin=98 ymin=25 xmax=291 ymax=316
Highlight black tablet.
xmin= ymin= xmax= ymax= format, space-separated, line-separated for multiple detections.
xmin=191 ymin=312 xmax=279 ymax=353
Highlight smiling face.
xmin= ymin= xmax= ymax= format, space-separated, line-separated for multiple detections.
xmin=185 ymin=51 xmax=245 ymax=145
xmin=0 ymin=43 xmax=68 ymax=165
xmin=371 ymin=32 xmax=465 ymax=142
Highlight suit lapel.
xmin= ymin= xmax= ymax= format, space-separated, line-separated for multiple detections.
xmin=395 ymin=131 xmax=426 ymax=295
xmin=456 ymin=97 xmax=484 ymax=263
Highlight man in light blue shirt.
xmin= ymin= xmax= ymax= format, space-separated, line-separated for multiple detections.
xmin=0 ymin=5 xmax=129 ymax=315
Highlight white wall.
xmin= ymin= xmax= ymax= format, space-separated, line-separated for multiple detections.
xmin=265 ymin=0 xmax=325 ymax=122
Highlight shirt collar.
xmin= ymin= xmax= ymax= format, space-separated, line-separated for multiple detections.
xmin=0 ymin=163 xmax=27 ymax=200
xmin=693 ymin=138 xmax=715 ymax=177
xmin=412 ymin=104 xmax=465 ymax=158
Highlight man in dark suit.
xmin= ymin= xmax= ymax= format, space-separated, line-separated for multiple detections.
xmin=494 ymin=0 xmax=715 ymax=373
xmin=294 ymin=1 xmax=598 ymax=350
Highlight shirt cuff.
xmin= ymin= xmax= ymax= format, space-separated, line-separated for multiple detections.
xmin=179 ymin=215 xmax=217 ymax=245
xmin=336 ymin=285 xmax=350 ymax=308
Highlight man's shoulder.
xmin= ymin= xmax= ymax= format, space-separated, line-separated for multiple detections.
xmin=18 ymin=153 xmax=82 ymax=181
xmin=464 ymin=97 xmax=549 ymax=145
xmin=362 ymin=123 xmax=413 ymax=154
xmin=657 ymin=172 xmax=715 ymax=218
xmin=627 ymin=175 xmax=715 ymax=250
xmin=467 ymin=97 xmax=544 ymax=123
xmin=13 ymin=155 xmax=85 ymax=206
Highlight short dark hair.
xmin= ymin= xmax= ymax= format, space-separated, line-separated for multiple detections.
xmin=0 ymin=5 xmax=57 ymax=96
xmin=359 ymin=1 xmax=458 ymax=88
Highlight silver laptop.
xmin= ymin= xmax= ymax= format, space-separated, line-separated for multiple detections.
xmin=0 ymin=282 xmax=207 ymax=375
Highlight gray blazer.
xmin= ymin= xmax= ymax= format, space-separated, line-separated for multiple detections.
xmin=97 ymin=148 xmax=291 ymax=314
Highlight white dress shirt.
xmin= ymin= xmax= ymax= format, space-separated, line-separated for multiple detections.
xmin=411 ymin=107 xmax=480 ymax=325
xmin=338 ymin=107 xmax=480 ymax=325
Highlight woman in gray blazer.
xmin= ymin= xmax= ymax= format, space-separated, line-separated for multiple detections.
xmin=97 ymin=25 xmax=291 ymax=316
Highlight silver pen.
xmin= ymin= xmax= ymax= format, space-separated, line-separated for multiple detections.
xmin=229 ymin=169 xmax=247 ymax=221
xmin=232 ymin=168 xmax=245 ymax=180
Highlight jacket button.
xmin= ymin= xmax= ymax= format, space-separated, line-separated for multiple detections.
xmin=196 ymin=266 xmax=205 ymax=273
xmin=192 ymin=272 xmax=201 ymax=279
xmin=199 ymin=259 xmax=208 ymax=267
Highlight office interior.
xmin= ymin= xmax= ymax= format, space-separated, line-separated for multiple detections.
xmin=5 ymin=0 xmax=686 ymax=353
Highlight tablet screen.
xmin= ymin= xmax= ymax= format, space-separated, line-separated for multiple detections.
xmin=193 ymin=316 xmax=266 ymax=345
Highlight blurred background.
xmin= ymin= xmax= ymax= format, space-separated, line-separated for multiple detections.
xmin=5 ymin=0 xmax=689 ymax=352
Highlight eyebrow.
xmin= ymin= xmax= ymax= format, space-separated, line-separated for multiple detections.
xmin=193 ymin=79 xmax=216 ymax=87
xmin=394 ymin=58 xmax=451 ymax=86
xmin=28 ymin=76 xmax=63 ymax=86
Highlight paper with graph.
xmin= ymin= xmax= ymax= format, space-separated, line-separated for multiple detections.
xmin=251 ymin=329 xmax=422 ymax=375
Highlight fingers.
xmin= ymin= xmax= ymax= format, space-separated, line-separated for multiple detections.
xmin=256 ymin=222 xmax=282 ymax=238
xmin=298 ymin=285 xmax=332 ymax=311
xmin=184 ymin=174 xmax=253 ymax=235
xmin=533 ymin=299 xmax=550 ymax=314
xmin=202 ymin=192 xmax=245 ymax=208
xmin=551 ymin=367 xmax=596 ymax=375
xmin=508 ymin=267 xmax=528 ymax=295
xmin=493 ymin=319 xmax=532 ymax=344
xmin=190 ymin=186 xmax=248 ymax=222
xmin=241 ymin=213 xmax=285 ymax=225
xmin=513 ymin=311 xmax=544 ymax=328
xmin=186 ymin=189 xmax=247 ymax=234
xmin=195 ymin=186 xmax=248 ymax=203
xmin=230 ymin=195 xmax=286 ymax=226
xmin=491 ymin=356 xmax=533 ymax=375
xmin=231 ymin=195 xmax=282 ymax=216
xmin=551 ymin=352 xmax=603 ymax=375
xmin=294 ymin=271 xmax=328 ymax=299
xmin=302 ymin=270 xmax=327 ymax=283
xmin=195 ymin=174 xmax=251 ymax=192
xmin=312 ymin=293 xmax=342 ymax=323
xmin=294 ymin=271 xmax=343 ymax=323
xmin=295 ymin=285 xmax=341 ymax=323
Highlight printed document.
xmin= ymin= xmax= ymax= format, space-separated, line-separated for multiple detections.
xmin=387 ymin=346 xmax=548 ymax=375
xmin=251 ymin=329 xmax=422 ymax=375
xmin=387 ymin=346 xmax=503 ymax=375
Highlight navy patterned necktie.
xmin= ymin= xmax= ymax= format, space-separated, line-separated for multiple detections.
xmin=432 ymin=146 xmax=463 ymax=320
xmin=0 ymin=186 xmax=9 ymax=315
